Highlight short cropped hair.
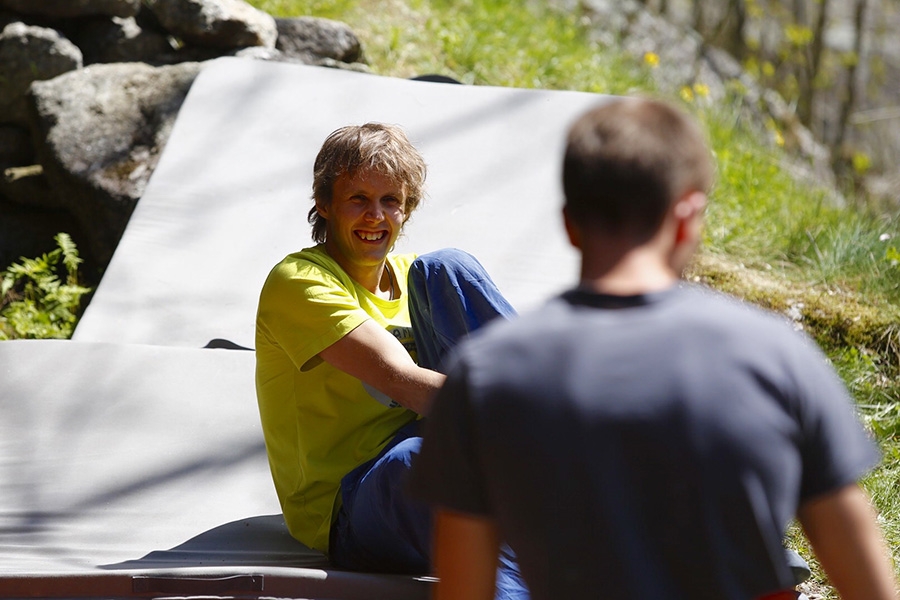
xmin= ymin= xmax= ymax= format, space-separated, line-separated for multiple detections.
xmin=308 ymin=123 xmax=427 ymax=243
xmin=563 ymin=98 xmax=713 ymax=238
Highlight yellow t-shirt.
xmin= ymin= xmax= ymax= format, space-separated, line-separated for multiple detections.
xmin=255 ymin=245 xmax=419 ymax=553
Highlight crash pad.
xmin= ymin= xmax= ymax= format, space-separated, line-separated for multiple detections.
xmin=72 ymin=56 xmax=611 ymax=348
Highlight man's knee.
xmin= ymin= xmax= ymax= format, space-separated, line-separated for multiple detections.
xmin=411 ymin=247 xmax=485 ymax=285
xmin=380 ymin=436 xmax=423 ymax=471
xmin=361 ymin=436 xmax=423 ymax=498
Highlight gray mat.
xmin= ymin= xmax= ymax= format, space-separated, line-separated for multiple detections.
xmin=72 ymin=57 xmax=611 ymax=348
xmin=1 ymin=340 xmax=283 ymax=572
xmin=0 ymin=340 xmax=429 ymax=598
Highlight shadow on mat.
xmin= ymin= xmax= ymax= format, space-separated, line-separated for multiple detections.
xmin=100 ymin=514 xmax=330 ymax=570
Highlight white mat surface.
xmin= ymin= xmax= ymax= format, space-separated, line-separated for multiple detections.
xmin=72 ymin=57 xmax=611 ymax=348
xmin=0 ymin=340 xmax=429 ymax=598
xmin=0 ymin=340 xmax=280 ymax=572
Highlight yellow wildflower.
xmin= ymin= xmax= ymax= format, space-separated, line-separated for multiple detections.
xmin=852 ymin=152 xmax=871 ymax=175
xmin=643 ymin=52 xmax=659 ymax=67
xmin=774 ymin=130 xmax=785 ymax=147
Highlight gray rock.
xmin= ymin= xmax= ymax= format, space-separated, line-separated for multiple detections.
xmin=70 ymin=16 xmax=173 ymax=64
xmin=621 ymin=9 xmax=704 ymax=92
xmin=0 ymin=0 xmax=140 ymax=18
xmin=232 ymin=45 xmax=285 ymax=61
xmin=864 ymin=172 xmax=900 ymax=207
xmin=703 ymin=46 xmax=746 ymax=82
xmin=227 ymin=46 xmax=372 ymax=71
xmin=146 ymin=0 xmax=277 ymax=49
xmin=315 ymin=57 xmax=372 ymax=73
xmin=275 ymin=17 xmax=362 ymax=64
xmin=27 ymin=61 xmax=204 ymax=267
xmin=0 ymin=22 xmax=83 ymax=125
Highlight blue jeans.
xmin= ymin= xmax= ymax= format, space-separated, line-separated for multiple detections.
xmin=329 ymin=248 xmax=527 ymax=600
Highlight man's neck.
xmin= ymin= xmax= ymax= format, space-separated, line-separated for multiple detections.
xmin=320 ymin=241 xmax=390 ymax=296
xmin=349 ymin=263 xmax=392 ymax=298
xmin=578 ymin=242 xmax=679 ymax=296
xmin=342 ymin=259 xmax=394 ymax=299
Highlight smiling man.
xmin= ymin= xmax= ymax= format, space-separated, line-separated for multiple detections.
xmin=254 ymin=123 xmax=523 ymax=593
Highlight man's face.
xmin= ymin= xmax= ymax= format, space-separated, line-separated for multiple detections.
xmin=318 ymin=169 xmax=407 ymax=278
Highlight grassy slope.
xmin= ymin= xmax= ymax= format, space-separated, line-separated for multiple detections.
xmin=250 ymin=0 xmax=900 ymax=593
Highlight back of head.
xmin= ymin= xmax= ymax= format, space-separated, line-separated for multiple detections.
xmin=563 ymin=98 xmax=713 ymax=239
xmin=308 ymin=123 xmax=428 ymax=243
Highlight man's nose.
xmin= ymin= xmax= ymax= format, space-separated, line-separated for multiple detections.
xmin=364 ymin=200 xmax=384 ymax=220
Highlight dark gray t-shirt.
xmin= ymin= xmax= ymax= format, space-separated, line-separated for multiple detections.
xmin=409 ymin=284 xmax=879 ymax=600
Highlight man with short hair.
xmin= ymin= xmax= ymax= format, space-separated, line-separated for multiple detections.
xmin=409 ymin=98 xmax=897 ymax=600
xmin=255 ymin=123 xmax=524 ymax=596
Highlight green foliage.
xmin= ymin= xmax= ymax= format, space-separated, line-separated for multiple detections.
xmin=249 ymin=0 xmax=651 ymax=94
xmin=701 ymin=98 xmax=900 ymax=305
xmin=0 ymin=233 xmax=92 ymax=340
xmin=784 ymin=23 xmax=813 ymax=48
xmin=246 ymin=0 xmax=355 ymax=18
xmin=420 ymin=0 xmax=649 ymax=93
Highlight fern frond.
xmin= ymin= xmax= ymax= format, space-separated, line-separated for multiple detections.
xmin=55 ymin=232 xmax=83 ymax=282
xmin=0 ymin=233 xmax=92 ymax=339
xmin=1 ymin=271 xmax=15 ymax=301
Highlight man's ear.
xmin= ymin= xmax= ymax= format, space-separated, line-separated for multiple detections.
xmin=672 ymin=191 xmax=706 ymax=243
xmin=562 ymin=206 xmax=582 ymax=250
xmin=315 ymin=197 xmax=329 ymax=219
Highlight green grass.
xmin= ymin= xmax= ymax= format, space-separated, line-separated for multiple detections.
xmin=253 ymin=0 xmax=651 ymax=93
xmin=706 ymin=111 xmax=900 ymax=303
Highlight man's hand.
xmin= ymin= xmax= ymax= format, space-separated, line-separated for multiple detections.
xmin=434 ymin=508 xmax=500 ymax=600
xmin=318 ymin=319 xmax=445 ymax=415
xmin=798 ymin=483 xmax=898 ymax=600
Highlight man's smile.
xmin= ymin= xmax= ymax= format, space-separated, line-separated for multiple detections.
xmin=356 ymin=230 xmax=387 ymax=242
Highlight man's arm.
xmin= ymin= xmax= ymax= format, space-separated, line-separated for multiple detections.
xmin=318 ymin=319 xmax=445 ymax=415
xmin=433 ymin=508 xmax=500 ymax=600
xmin=798 ymin=483 xmax=897 ymax=600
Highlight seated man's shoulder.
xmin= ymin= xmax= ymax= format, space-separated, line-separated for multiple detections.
xmin=268 ymin=246 xmax=340 ymax=280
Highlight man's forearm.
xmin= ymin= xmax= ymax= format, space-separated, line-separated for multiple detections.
xmin=799 ymin=483 xmax=898 ymax=600
xmin=318 ymin=319 xmax=446 ymax=415
xmin=434 ymin=508 xmax=500 ymax=600
xmin=382 ymin=365 xmax=446 ymax=415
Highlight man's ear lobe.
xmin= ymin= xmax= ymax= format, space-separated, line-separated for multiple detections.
xmin=562 ymin=206 xmax=582 ymax=249
xmin=672 ymin=191 xmax=707 ymax=243
xmin=672 ymin=191 xmax=707 ymax=220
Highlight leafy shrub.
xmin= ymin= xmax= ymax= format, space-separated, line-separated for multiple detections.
xmin=0 ymin=233 xmax=92 ymax=340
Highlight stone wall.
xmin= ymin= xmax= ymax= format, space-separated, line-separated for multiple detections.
xmin=0 ymin=0 xmax=364 ymax=278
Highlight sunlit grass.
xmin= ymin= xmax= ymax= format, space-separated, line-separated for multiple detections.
xmin=250 ymin=0 xmax=651 ymax=91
